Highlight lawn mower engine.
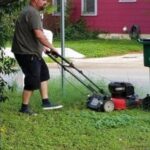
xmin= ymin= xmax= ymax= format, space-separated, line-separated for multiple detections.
xmin=109 ymin=82 xmax=141 ymax=110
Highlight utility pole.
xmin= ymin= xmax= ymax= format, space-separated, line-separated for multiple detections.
xmin=60 ymin=0 xmax=65 ymax=94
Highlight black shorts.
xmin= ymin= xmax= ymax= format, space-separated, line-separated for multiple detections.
xmin=15 ymin=54 xmax=50 ymax=90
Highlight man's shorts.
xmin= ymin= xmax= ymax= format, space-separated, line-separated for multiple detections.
xmin=15 ymin=54 xmax=50 ymax=90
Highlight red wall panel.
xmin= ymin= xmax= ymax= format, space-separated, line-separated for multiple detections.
xmin=70 ymin=0 xmax=150 ymax=34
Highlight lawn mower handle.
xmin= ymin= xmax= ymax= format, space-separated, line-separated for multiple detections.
xmin=45 ymin=51 xmax=105 ymax=95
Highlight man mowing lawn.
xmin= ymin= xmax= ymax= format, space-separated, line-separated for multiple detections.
xmin=11 ymin=0 xmax=63 ymax=115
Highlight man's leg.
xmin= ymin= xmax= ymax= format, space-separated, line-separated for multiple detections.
xmin=15 ymin=54 xmax=39 ymax=115
xmin=40 ymin=58 xmax=63 ymax=110
xmin=19 ymin=90 xmax=35 ymax=114
xmin=40 ymin=80 xmax=63 ymax=110
xmin=40 ymin=80 xmax=48 ymax=99
xmin=22 ymin=90 xmax=33 ymax=104
xmin=40 ymin=80 xmax=51 ymax=108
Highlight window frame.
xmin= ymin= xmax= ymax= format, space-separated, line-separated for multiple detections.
xmin=81 ymin=0 xmax=98 ymax=16
xmin=52 ymin=0 xmax=67 ymax=16
xmin=118 ymin=0 xmax=137 ymax=2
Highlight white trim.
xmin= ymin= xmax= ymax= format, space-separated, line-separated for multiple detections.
xmin=81 ymin=0 xmax=97 ymax=16
xmin=119 ymin=0 xmax=137 ymax=2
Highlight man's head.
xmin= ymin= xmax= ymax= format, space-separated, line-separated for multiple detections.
xmin=30 ymin=0 xmax=48 ymax=11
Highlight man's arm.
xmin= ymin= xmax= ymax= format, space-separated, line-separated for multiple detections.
xmin=34 ymin=29 xmax=58 ymax=54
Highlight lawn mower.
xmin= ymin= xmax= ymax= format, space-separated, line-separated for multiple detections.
xmin=46 ymin=51 xmax=141 ymax=112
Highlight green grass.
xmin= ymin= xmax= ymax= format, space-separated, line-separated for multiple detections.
xmin=54 ymin=39 xmax=142 ymax=58
xmin=1 ymin=78 xmax=150 ymax=150
xmin=6 ymin=39 xmax=142 ymax=63
xmin=6 ymin=39 xmax=142 ymax=58
xmin=2 ymin=39 xmax=146 ymax=149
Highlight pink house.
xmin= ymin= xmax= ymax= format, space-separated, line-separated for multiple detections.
xmin=44 ymin=0 xmax=150 ymax=34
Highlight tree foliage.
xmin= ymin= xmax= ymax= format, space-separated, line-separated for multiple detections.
xmin=0 ymin=0 xmax=18 ymax=6
xmin=0 ymin=0 xmax=27 ymax=102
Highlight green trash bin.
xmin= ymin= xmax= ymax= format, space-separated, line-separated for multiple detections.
xmin=139 ymin=39 xmax=150 ymax=67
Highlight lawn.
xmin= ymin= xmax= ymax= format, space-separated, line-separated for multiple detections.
xmin=6 ymin=39 xmax=142 ymax=62
xmin=1 ymin=39 xmax=148 ymax=150
xmin=54 ymin=39 xmax=142 ymax=58
xmin=1 ymin=79 xmax=150 ymax=150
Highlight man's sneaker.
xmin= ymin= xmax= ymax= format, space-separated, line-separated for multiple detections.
xmin=19 ymin=108 xmax=37 ymax=116
xmin=42 ymin=101 xmax=63 ymax=110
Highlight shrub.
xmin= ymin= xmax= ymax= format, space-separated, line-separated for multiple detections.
xmin=52 ymin=0 xmax=99 ymax=40
xmin=0 ymin=0 xmax=26 ymax=102
xmin=61 ymin=18 xmax=99 ymax=40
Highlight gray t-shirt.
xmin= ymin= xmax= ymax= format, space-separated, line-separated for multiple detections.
xmin=12 ymin=5 xmax=43 ymax=58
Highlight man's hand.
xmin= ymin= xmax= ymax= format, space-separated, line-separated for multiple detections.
xmin=50 ymin=48 xmax=59 ymax=57
xmin=44 ymin=47 xmax=59 ymax=57
xmin=44 ymin=46 xmax=50 ymax=53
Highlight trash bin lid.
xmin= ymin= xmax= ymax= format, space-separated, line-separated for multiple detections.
xmin=138 ymin=38 xmax=150 ymax=45
xmin=138 ymin=39 xmax=150 ymax=45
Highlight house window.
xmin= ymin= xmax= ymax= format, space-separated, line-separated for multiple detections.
xmin=52 ymin=0 xmax=67 ymax=16
xmin=81 ymin=0 xmax=97 ymax=16
xmin=119 ymin=0 xmax=137 ymax=2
